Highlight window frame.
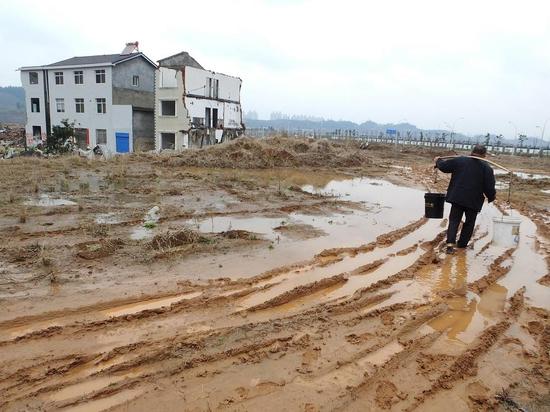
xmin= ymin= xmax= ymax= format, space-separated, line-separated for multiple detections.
xmin=160 ymin=132 xmax=176 ymax=150
xmin=30 ymin=97 xmax=40 ymax=113
xmin=55 ymin=71 xmax=64 ymax=85
xmin=95 ymin=69 xmax=106 ymax=84
xmin=96 ymin=98 xmax=106 ymax=114
xmin=74 ymin=70 xmax=84 ymax=85
xmin=132 ymin=75 xmax=139 ymax=87
xmin=55 ymin=98 xmax=65 ymax=113
xmin=75 ymin=98 xmax=85 ymax=113
xmin=96 ymin=129 xmax=107 ymax=145
xmin=29 ymin=72 xmax=39 ymax=85
xmin=160 ymin=100 xmax=176 ymax=117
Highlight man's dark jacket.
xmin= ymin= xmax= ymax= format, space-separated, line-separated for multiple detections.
xmin=436 ymin=156 xmax=496 ymax=212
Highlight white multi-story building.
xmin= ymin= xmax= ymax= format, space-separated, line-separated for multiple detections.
xmin=19 ymin=44 xmax=157 ymax=153
xmin=155 ymin=51 xmax=244 ymax=151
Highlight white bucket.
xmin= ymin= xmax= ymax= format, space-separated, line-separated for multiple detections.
xmin=492 ymin=216 xmax=521 ymax=247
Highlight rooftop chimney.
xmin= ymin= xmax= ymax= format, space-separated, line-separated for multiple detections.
xmin=121 ymin=41 xmax=139 ymax=55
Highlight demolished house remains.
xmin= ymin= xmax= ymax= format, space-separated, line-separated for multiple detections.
xmin=155 ymin=51 xmax=244 ymax=151
xmin=19 ymin=42 xmax=157 ymax=154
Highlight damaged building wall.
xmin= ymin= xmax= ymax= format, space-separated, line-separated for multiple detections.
xmin=154 ymin=51 xmax=244 ymax=151
xmin=154 ymin=67 xmax=190 ymax=151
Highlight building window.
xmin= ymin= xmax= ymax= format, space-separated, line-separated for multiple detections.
xmin=75 ymin=98 xmax=84 ymax=113
xmin=74 ymin=71 xmax=84 ymax=84
xmin=132 ymin=75 xmax=139 ymax=86
xmin=29 ymin=72 xmax=38 ymax=84
xmin=161 ymin=133 xmax=176 ymax=150
xmin=160 ymin=100 xmax=176 ymax=116
xmin=213 ymin=79 xmax=219 ymax=99
xmin=96 ymin=129 xmax=107 ymax=145
xmin=56 ymin=98 xmax=65 ymax=113
xmin=32 ymin=126 xmax=41 ymax=137
xmin=95 ymin=69 xmax=105 ymax=83
xmin=205 ymin=108 xmax=211 ymax=128
xmin=31 ymin=98 xmax=40 ymax=113
xmin=192 ymin=117 xmax=204 ymax=127
xmin=207 ymin=78 xmax=212 ymax=98
xmin=96 ymin=98 xmax=106 ymax=114
xmin=55 ymin=72 xmax=64 ymax=85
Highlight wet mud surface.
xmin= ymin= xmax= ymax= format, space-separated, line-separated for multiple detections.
xmin=0 ymin=142 xmax=549 ymax=411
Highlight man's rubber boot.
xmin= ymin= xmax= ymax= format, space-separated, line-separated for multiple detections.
xmin=445 ymin=243 xmax=455 ymax=254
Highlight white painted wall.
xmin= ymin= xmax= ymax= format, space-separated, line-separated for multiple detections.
xmin=223 ymin=102 xmax=243 ymax=129
xmin=154 ymin=68 xmax=190 ymax=151
xmin=184 ymin=66 xmax=241 ymax=102
xmin=21 ymin=69 xmax=47 ymax=145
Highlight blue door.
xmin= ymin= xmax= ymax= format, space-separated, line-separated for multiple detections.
xmin=115 ymin=132 xmax=130 ymax=153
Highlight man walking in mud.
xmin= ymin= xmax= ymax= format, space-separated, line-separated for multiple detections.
xmin=434 ymin=144 xmax=496 ymax=254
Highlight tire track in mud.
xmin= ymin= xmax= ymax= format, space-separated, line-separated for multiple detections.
xmin=404 ymin=288 xmax=526 ymax=411
xmin=4 ymin=213 xmax=530 ymax=411
xmin=468 ymin=247 xmax=515 ymax=294
xmin=244 ymin=274 xmax=348 ymax=312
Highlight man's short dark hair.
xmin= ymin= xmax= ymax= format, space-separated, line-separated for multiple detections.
xmin=472 ymin=144 xmax=487 ymax=156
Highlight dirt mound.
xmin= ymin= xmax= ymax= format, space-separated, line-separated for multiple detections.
xmin=77 ymin=239 xmax=124 ymax=260
xmin=221 ymin=230 xmax=258 ymax=240
xmin=165 ymin=137 xmax=370 ymax=169
xmin=149 ymin=229 xmax=207 ymax=250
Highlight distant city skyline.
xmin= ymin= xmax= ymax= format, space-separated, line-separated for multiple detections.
xmin=1 ymin=0 xmax=549 ymax=140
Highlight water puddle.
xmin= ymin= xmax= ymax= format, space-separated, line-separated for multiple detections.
xmin=95 ymin=213 xmax=120 ymax=225
xmin=130 ymin=206 xmax=161 ymax=240
xmin=174 ymin=177 xmax=434 ymax=281
xmin=60 ymin=388 xmax=143 ymax=412
xmin=49 ymin=373 xmax=140 ymax=402
xmin=357 ymin=340 xmax=403 ymax=367
xmin=247 ymin=282 xmax=344 ymax=316
xmin=428 ymin=283 xmax=507 ymax=344
xmin=497 ymin=212 xmax=549 ymax=309
xmin=494 ymin=170 xmax=550 ymax=180
xmin=24 ymin=194 xmax=77 ymax=207
xmin=101 ymin=292 xmax=202 ymax=317
xmin=4 ymin=320 xmax=62 ymax=338
xmin=1 ymin=292 xmax=203 ymax=341
xmin=237 ymin=217 xmax=441 ymax=311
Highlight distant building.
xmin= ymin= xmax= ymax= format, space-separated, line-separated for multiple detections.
xmin=19 ymin=43 xmax=156 ymax=153
xmin=155 ymin=51 xmax=244 ymax=151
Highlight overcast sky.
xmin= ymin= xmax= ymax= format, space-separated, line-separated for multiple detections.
xmin=1 ymin=0 xmax=549 ymax=138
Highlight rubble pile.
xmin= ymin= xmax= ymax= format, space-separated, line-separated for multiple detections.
xmin=0 ymin=123 xmax=25 ymax=158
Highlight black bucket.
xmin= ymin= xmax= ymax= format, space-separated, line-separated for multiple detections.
xmin=424 ymin=193 xmax=445 ymax=219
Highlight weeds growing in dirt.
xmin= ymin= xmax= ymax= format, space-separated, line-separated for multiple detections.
xmin=148 ymin=229 xmax=208 ymax=250
xmin=59 ymin=178 xmax=70 ymax=192
xmin=82 ymin=222 xmax=110 ymax=238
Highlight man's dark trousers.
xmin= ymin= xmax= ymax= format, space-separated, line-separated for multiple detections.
xmin=447 ymin=203 xmax=478 ymax=247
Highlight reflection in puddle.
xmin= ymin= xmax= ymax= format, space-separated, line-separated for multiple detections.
xmin=24 ymin=194 xmax=77 ymax=206
xmin=414 ymin=246 xmax=509 ymax=343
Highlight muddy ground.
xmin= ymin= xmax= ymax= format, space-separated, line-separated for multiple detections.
xmin=0 ymin=137 xmax=549 ymax=411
